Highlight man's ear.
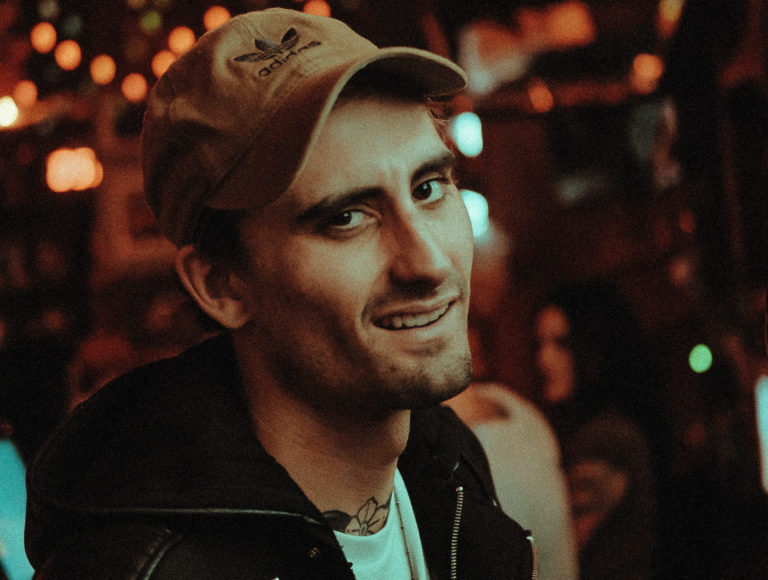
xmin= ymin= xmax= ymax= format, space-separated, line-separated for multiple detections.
xmin=174 ymin=245 xmax=252 ymax=329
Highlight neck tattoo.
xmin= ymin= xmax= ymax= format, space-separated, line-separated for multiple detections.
xmin=323 ymin=496 xmax=390 ymax=535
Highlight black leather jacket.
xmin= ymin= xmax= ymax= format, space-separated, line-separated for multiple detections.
xmin=26 ymin=335 xmax=534 ymax=579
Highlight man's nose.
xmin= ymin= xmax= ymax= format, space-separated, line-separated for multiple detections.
xmin=387 ymin=211 xmax=452 ymax=285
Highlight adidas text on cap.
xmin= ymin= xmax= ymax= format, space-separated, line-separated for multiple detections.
xmin=141 ymin=8 xmax=467 ymax=247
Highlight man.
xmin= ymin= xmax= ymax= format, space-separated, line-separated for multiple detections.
xmin=25 ymin=8 xmax=534 ymax=579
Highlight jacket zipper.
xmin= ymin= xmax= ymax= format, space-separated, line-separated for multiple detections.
xmin=527 ymin=533 xmax=538 ymax=580
xmin=450 ymin=485 xmax=464 ymax=580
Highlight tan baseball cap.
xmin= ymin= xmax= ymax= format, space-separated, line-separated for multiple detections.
xmin=141 ymin=8 xmax=467 ymax=247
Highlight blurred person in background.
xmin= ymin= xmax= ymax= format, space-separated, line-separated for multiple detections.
xmin=447 ymin=221 xmax=578 ymax=580
xmin=534 ymin=279 xmax=666 ymax=580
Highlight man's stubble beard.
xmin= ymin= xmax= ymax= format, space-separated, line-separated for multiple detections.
xmin=268 ymin=344 xmax=474 ymax=418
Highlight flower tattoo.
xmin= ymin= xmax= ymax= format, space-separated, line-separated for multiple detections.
xmin=323 ymin=495 xmax=392 ymax=535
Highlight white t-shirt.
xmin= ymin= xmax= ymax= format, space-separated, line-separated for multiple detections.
xmin=334 ymin=470 xmax=429 ymax=579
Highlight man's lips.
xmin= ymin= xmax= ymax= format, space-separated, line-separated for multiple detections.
xmin=374 ymin=301 xmax=453 ymax=330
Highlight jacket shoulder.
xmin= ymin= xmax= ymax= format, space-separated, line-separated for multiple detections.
xmin=33 ymin=518 xmax=354 ymax=580
xmin=33 ymin=521 xmax=182 ymax=580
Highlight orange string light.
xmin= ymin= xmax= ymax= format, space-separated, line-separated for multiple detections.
xmin=303 ymin=0 xmax=331 ymax=17
xmin=203 ymin=6 xmax=232 ymax=31
xmin=13 ymin=81 xmax=38 ymax=108
xmin=151 ymin=50 xmax=176 ymax=78
xmin=90 ymin=54 xmax=117 ymax=85
xmin=31 ymin=22 xmax=57 ymax=54
xmin=168 ymin=26 xmax=195 ymax=56
xmin=121 ymin=73 xmax=148 ymax=103
xmin=54 ymin=40 xmax=82 ymax=71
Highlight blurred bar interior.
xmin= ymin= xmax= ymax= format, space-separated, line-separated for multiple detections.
xmin=0 ymin=0 xmax=767 ymax=578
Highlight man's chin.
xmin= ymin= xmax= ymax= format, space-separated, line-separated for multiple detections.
xmin=387 ymin=358 xmax=474 ymax=410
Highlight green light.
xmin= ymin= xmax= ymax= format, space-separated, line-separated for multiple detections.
xmin=140 ymin=10 xmax=162 ymax=34
xmin=62 ymin=14 xmax=83 ymax=37
xmin=689 ymin=344 xmax=713 ymax=374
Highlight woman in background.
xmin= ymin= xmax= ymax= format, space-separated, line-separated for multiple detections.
xmin=535 ymin=279 xmax=666 ymax=580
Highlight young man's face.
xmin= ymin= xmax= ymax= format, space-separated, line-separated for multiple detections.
xmin=235 ymin=97 xmax=474 ymax=416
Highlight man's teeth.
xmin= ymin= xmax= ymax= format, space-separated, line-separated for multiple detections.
xmin=378 ymin=304 xmax=449 ymax=330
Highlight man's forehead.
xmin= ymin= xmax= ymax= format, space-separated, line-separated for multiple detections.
xmin=283 ymin=99 xmax=450 ymax=195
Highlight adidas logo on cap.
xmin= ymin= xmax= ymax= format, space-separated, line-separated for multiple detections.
xmin=235 ymin=28 xmax=322 ymax=77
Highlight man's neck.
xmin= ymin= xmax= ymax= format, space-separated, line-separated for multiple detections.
xmin=236 ymin=356 xmax=410 ymax=533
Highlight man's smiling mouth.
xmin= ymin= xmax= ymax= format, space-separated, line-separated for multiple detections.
xmin=376 ymin=303 xmax=451 ymax=330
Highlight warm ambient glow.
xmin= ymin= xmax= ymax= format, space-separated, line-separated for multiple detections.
xmin=13 ymin=81 xmax=38 ymax=108
xmin=31 ymin=22 xmax=57 ymax=54
xmin=54 ymin=40 xmax=82 ymax=71
xmin=121 ymin=73 xmax=148 ymax=103
xmin=168 ymin=26 xmax=195 ymax=55
xmin=631 ymin=53 xmax=664 ymax=94
xmin=658 ymin=0 xmax=685 ymax=39
xmin=303 ymin=0 xmax=331 ymax=17
xmin=151 ymin=50 xmax=176 ymax=78
xmin=528 ymin=79 xmax=554 ymax=113
xmin=0 ymin=97 xmax=20 ymax=128
xmin=46 ymin=147 xmax=103 ymax=193
xmin=90 ymin=54 xmax=116 ymax=85
xmin=203 ymin=6 xmax=232 ymax=31
xmin=543 ymin=1 xmax=596 ymax=48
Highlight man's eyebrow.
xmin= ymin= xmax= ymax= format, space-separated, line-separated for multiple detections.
xmin=294 ymin=150 xmax=457 ymax=226
xmin=412 ymin=151 xmax=457 ymax=184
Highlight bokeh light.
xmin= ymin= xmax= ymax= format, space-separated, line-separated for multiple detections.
xmin=631 ymin=53 xmax=664 ymax=94
xmin=151 ymin=50 xmax=176 ymax=78
xmin=0 ymin=97 xmax=20 ymax=128
xmin=528 ymin=79 xmax=555 ymax=113
xmin=658 ymin=0 xmax=685 ymax=39
xmin=46 ymin=147 xmax=103 ymax=193
xmin=126 ymin=0 xmax=148 ymax=9
xmin=37 ymin=0 xmax=61 ymax=21
xmin=461 ymin=189 xmax=490 ymax=239
xmin=121 ymin=73 xmax=148 ymax=102
xmin=61 ymin=14 xmax=84 ymax=37
xmin=168 ymin=26 xmax=195 ymax=55
xmin=203 ymin=5 xmax=231 ymax=31
xmin=31 ymin=22 xmax=57 ymax=54
xmin=141 ymin=10 xmax=163 ymax=34
xmin=449 ymin=112 xmax=484 ymax=158
xmin=303 ymin=0 xmax=331 ymax=17
xmin=54 ymin=40 xmax=82 ymax=71
xmin=678 ymin=210 xmax=696 ymax=234
xmin=13 ymin=81 xmax=38 ymax=108
xmin=689 ymin=344 xmax=713 ymax=374
xmin=90 ymin=54 xmax=117 ymax=85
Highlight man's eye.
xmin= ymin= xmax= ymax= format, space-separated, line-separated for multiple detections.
xmin=326 ymin=210 xmax=366 ymax=230
xmin=413 ymin=179 xmax=448 ymax=202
